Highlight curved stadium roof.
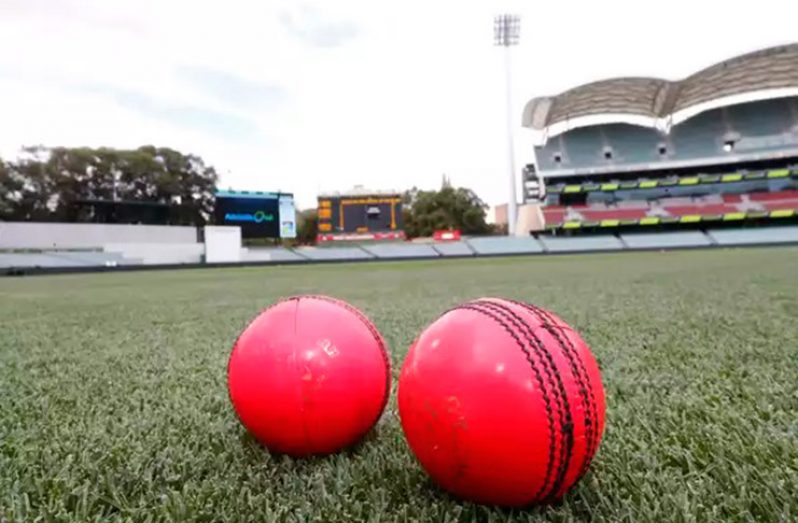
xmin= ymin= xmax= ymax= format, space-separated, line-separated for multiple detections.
xmin=523 ymin=44 xmax=798 ymax=132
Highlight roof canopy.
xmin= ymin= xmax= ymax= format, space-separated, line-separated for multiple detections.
xmin=523 ymin=44 xmax=798 ymax=133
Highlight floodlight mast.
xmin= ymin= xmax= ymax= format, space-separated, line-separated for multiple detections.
xmin=494 ymin=14 xmax=520 ymax=235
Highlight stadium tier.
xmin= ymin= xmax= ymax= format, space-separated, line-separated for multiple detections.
xmin=543 ymin=188 xmax=798 ymax=230
xmin=522 ymin=44 xmax=798 ymax=234
xmin=535 ymin=98 xmax=798 ymax=173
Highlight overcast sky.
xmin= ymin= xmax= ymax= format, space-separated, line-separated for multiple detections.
xmin=0 ymin=0 xmax=795 ymax=210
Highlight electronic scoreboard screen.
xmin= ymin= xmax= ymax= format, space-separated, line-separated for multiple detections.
xmin=214 ymin=190 xmax=296 ymax=239
xmin=317 ymin=194 xmax=402 ymax=235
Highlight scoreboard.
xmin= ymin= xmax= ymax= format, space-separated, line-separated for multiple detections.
xmin=215 ymin=190 xmax=296 ymax=239
xmin=317 ymin=194 xmax=403 ymax=236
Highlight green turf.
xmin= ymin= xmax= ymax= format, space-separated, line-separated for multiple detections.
xmin=1 ymin=248 xmax=797 ymax=522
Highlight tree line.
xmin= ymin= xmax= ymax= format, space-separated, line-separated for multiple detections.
xmin=1 ymin=147 xmax=493 ymax=239
xmin=0 ymin=146 xmax=217 ymax=225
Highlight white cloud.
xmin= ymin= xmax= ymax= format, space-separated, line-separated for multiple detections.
xmin=1 ymin=0 xmax=796 ymax=209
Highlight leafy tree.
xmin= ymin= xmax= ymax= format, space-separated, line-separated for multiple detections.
xmin=1 ymin=148 xmax=55 ymax=221
xmin=403 ymin=182 xmax=491 ymax=238
xmin=0 ymin=146 xmax=218 ymax=225
xmin=296 ymin=209 xmax=318 ymax=244
xmin=0 ymin=157 xmax=20 ymax=220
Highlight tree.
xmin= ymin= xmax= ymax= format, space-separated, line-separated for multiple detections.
xmin=403 ymin=182 xmax=491 ymax=238
xmin=0 ymin=146 xmax=218 ymax=225
xmin=296 ymin=209 xmax=318 ymax=244
xmin=0 ymin=157 xmax=20 ymax=220
xmin=1 ymin=148 xmax=55 ymax=221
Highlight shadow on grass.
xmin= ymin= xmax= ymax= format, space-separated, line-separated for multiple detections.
xmin=234 ymin=422 xmax=386 ymax=467
xmin=232 ymin=422 xmax=611 ymax=520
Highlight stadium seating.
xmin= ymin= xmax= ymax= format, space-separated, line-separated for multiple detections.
xmin=466 ymin=237 xmax=544 ymax=255
xmin=577 ymin=206 xmax=649 ymax=222
xmin=240 ymin=247 xmax=306 ymax=262
xmin=360 ymin=244 xmax=439 ymax=259
xmin=707 ymin=226 xmax=798 ymax=246
xmin=543 ymin=189 xmax=798 ymax=228
xmin=669 ymin=108 xmax=729 ymax=159
xmin=0 ymin=251 xmax=140 ymax=269
xmin=103 ymin=243 xmax=204 ymax=265
xmin=620 ymin=231 xmax=712 ymax=249
xmin=536 ymin=97 xmax=798 ymax=174
xmin=539 ymin=124 xmax=664 ymax=171
xmin=292 ymin=246 xmax=373 ymax=261
xmin=537 ymin=126 xmax=603 ymax=171
xmin=540 ymin=236 xmax=624 ymax=252
xmin=727 ymin=98 xmax=795 ymax=138
xmin=600 ymin=124 xmax=663 ymax=164
xmin=431 ymin=242 xmax=475 ymax=257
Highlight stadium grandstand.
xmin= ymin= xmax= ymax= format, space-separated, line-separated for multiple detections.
xmin=521 ymin=44 xmax=798 ymax=234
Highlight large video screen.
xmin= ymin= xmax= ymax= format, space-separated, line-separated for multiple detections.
xmin=214 ymin=191 xmax=296 ymax=239
xmin=317 ymin=194 xmax=402 ymax=234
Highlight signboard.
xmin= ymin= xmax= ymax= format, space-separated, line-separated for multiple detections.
xmin=215 ymin=191 xmax=296 ymax=239
xmin=317 ymin=194 xmax=403 ymax=236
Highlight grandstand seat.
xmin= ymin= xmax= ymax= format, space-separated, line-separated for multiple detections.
xmin=707 ymin=226 xmax=798 ymax=246
xmin=543 ymin=207 xmax=567 ymax=225
xmin=621 ymin=231 xmax=712 ymax=249
xmin=361 ymin=243 xmax=439 ymax=259
xmin=579 ymin=208 xmax=649 ymax=221
xmin=104 ymin=243 xmax=204 ymax=265
xmin=663 ymin=203 xmax=734 ymax=216
xmin=286 ymin=247 xmax=371 ymax=261
xmin=561 ymin=126 xmax=604 ymax=168
xmin=0 ymin=251 xmax=142 ymax=269
xmin=670 ymin=108 xmax=727 ymax=159
xmin=432 ymin=242 xmax=475 ymax=257
xmin=728 ymin=98 xmax=794 ymax=137
xmin=541 ymin=236 xmax=624 ymax=252
xmin=466 ymin=237 xmax=544 ymax=255
xmin=616 ymin=200 xmax=650 ymax=209
xmin=747 ymin=189 xmax=798 ymax=202
xmin=722 ymin=194 xmax=743 ymax=203
xmin=600 ymin=124 xmax=663 ymax=164
xmin=239 ymin=247 xmax=305 ymax=262
xmin=544 ymin=187 xmax=798 ymax=228
xmin=761 ymin=199 xmax=798 ymax=211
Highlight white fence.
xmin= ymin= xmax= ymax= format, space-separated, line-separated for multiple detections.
xmin=0 ymin=222 xmax=198 ymax=249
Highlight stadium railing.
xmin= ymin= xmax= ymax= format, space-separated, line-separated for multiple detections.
xmin=431 ymin=242 xmax=475 ymax=257
xmin=292 ymin=246 xmax=374 ymax=261
xmin=545 ymin=167 xmax=797 ymax=197
xmin=619 ymin=231 xmax=712 ymax=249
xmin=543 ymin=187 xmax=798 ymax=231
xmin=540 ymin=235 xmax=624 ymax=252
xmin=466 ymin=237 xmax=545 ymax=255
xmin=0 ymin=251 xmax=139 ymax=269
xmin=706 ymin=226 xmax=798 ymax=246
xmin=360 ymin=244 xmax=440 ymax=259
xmin=103 ymin=243 xmax=204 ymax=265
xmin=240 ymin=247 xmax=306 ymax=263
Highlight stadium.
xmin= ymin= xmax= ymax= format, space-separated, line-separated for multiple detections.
xmin=521 ymin=44 xmax=798 ymax=240
xmin=1 ymin=35 xmax=797 ymax=523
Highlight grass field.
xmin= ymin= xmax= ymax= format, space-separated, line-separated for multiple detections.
xmin=2 ymin=248 xmax=797 ymax=522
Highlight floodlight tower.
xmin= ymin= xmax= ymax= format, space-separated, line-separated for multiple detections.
xmin=494 ymin=14 xmax=520 ymax=235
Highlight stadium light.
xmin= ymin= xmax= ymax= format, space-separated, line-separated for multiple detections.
xmin=494 ymin=14 xmax=520 ymax=235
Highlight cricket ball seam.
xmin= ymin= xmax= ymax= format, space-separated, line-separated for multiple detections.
xmin=521 ymin=303 xmax=601 ymax=482
xmin=455 ymin=303 xmax=560 ymax=503
xmin=471 ymin=300 xmax=575 ymax=502
xmin=533 ymin=306 xmax=600 ymax=484
xmin=511 ymin=300 xmax=601 ymax=487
